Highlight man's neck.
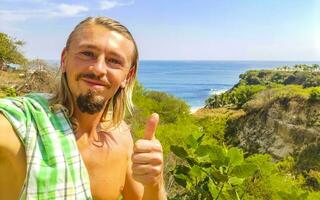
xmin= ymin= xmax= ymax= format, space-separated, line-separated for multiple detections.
xmin=72 ymin=106 xmax=105 ymax=140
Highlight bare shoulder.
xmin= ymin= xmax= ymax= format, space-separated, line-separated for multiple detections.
xmin=0 ymin=113 xmax=23 ymax=155
xmin=118 ymin=120 xmax=133 ymax=144
xmin=0 ymin=114 xmax=26 ymax=200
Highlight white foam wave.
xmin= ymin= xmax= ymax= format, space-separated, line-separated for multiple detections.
xmin=210 ymin=89 xmax=228 ymax=95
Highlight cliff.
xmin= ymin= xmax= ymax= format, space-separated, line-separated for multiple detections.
xmin=227 ymin=95 xmax=320 ymax=167
xmin=205 ymin=65 xmax=320 ymax=171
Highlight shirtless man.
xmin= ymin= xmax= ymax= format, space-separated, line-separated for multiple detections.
xmin=0 ymin=17 xmax=166 ymax=199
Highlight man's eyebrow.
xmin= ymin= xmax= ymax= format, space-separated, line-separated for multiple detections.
xmin=78 ymin=44 xmax=101 ymax=51
xmin=108 ymin=51 xmax=126 ymax=61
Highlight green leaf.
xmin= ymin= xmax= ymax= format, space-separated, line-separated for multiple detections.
xmin=186 ymin=134 xmax=198 ymax=148
xmin=174 ymin=165 xmax=190 ymax=175
xmin=231 ymin=163 xmax=258 ymax=178
xmin=171 ymin=145 xmax=188 ymax=158
xmin=227 ymin=147 xmax=244 ymax=166
xmin=211 ymin=169 xmax=228 ymax=182
xmin=208 ymin=179 xmax=219 ymax=198
xmin=189 ymin=165 xmax=202 ymax=177
xmin=209 ymin=145 xmax=228 ymax=167
xmin=195 ymin=145 xmax=212 ymax=157
xmin=174 ymin=177 xmax=187 ymax=188
xmin=174 ymin=173 xmax=190 ymax=188
xmin=186 ymin=157 xmax=197 ymax=166
xmin=228 ymin=177 xmax=244 ymax=186
xmin=196 ymin=133 xmax=205 ymax=143
xmin=198 ymin=161 xmax=212 ymax=168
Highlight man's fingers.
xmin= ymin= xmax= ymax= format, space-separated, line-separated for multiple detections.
xmin=134 ymin=139 xmax=162 ymax=153
xmin=144 ymin=113 xmax=159 ymax=140
xmin=132 ymin=152 xmax=163 ymax=165
xmin=132 ymin=163 xmax=162 ymax=176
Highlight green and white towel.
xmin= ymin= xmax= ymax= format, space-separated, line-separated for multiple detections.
xmin=0 ymin=93 xmax=92 ymax=199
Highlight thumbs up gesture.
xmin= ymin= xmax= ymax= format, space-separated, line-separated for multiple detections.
xmin=132 ymin=113 xmax=164 ymax=186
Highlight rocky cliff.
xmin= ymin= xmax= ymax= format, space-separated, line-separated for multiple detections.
xmin=226 ymin=93 xmax=320 ymax=170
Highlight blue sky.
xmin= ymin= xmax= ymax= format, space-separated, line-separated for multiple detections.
xmin=0 ymin=0 xmax=319 ymax=61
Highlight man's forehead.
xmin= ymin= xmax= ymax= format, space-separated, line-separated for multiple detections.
xmin=72 ymin=24 xmax=128 ymax=45
xmin=68 ymin=24 xmax=135 ymax=64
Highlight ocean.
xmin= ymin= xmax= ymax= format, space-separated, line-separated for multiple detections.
xmin=138 ymin=60 xmax=320 ymax=109
xmin=47 ymin=60 xmax=320 ymax=109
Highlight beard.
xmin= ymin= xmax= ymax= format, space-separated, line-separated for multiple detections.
xmin=76 ymin=90 xmax=107 ymax=114
xmin=74 ymin=72 xmax=111 ymax=114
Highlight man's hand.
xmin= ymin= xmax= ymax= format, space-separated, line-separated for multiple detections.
xmin=132 ymin=113 xmax=164 ymax=187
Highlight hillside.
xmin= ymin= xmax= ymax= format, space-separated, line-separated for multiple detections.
xmin=204 ymin=64 xmax=320 ymax=169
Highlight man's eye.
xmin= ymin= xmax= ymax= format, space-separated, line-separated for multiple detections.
xmin=108 ymin=58 xmax=121 ymax=65
xmin=81 ymin=51 xmax=95 ymax=57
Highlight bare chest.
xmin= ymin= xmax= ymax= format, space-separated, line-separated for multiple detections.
xmin=79 ymin=138 xmax=129 ymax=200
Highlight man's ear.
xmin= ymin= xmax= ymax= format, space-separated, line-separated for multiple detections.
xmin=121 ymin=66 xmax=136 ymax=89
xmin=60 ymin=48 xmax=67 ymax=73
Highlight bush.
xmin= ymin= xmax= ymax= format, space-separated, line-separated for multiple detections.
xmin=0 ymin=87 xmax=17 ymax=97
xmin=205 ymin=84 xmax=266 ymax=109
xmin=309 ymin=88 xmax=320 ymax=102
xmin=169 ymin=136 xmax=318 ymax=200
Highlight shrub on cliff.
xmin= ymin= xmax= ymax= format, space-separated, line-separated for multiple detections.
xmin=309 ymin=88 xmax=320 ymax=102
xmin=205 ymin=84 xmax=266 ymax=109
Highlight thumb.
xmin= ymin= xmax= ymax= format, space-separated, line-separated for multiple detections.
xmin=144 ymin=113 xmax=159 ymax=140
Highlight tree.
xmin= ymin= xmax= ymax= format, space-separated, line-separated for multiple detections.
xmin=0 ymin=32 xmax=28 ymax=69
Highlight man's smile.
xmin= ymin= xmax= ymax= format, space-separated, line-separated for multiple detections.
xmin=81 ymin=78 xmax=111 ymax=89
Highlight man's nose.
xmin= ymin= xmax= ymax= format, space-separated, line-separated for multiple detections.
xmin=92 ymin=57 xmax=107 ymax=76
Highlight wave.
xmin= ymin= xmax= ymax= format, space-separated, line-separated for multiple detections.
xmin=210 ymin=88 xmax=228 ymax=95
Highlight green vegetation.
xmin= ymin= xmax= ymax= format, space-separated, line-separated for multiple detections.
xmin=0 ymin=87 xmax=17 ymax=98
xmin=127 ymin=73 xmax=320 ymax=199
xmin=205 ymin=85 xmax=267 ymax=108
xmin=170 ymin=135 xmax=320 ymax=200
xmin=0 ymin=32 xmax=27 ymax=67
xmin=239 ymin=65 xmax=320 ymax=88
xmin=127 ymin=82 xmax=201 ymax=155
xmin=206 ymin=66 xmax=320 ymax=109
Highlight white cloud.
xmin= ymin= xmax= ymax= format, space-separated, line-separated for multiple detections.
xmin=0 ymin=3 xmax=88 ymax=22
xmin=0 ymin=0 xmax=45 ymax=2
xmin=100 ymin=0 xmax=134 ymax=10
xmin=0 ymin=10 xmax=40 ymax=21
xmin=55 ymin=4 xmax=89 ymax=17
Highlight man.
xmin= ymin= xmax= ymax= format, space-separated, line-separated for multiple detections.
xmin=0 ymin=17 xmax=166 ymax=199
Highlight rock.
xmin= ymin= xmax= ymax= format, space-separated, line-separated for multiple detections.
xmin=226 ymin=96 xmax=320 ymax=163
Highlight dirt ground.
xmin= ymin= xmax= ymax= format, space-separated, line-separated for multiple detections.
xmin=0 ymin=69 xmax=58 ymax=95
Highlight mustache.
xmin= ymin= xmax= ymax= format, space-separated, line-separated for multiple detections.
xmin=76 ymin=73 xmax=111 ymax=88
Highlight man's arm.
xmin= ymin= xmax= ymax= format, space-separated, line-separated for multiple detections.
xmin=0 ymin=114 xmax=26 ymax=199
xmin=122 ymin=135 xmax=144 ymax=200
xmin=122 ymin=114 xmax=167 ymax=200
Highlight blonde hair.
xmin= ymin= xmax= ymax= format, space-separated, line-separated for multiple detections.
xmin=50 ymin=16 xmax=138 ymax=130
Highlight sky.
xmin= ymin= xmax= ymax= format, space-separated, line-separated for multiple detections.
xmin=0 ymin=0 xmax=319 ymax=61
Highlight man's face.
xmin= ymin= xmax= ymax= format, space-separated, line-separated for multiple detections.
xmin=61 ymin=24 xmax=135 ymax=114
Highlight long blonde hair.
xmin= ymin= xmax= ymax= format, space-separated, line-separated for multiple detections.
xmin=50 ymin=16 xmax=138 ymax=130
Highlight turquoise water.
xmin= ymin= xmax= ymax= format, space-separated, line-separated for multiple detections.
xmin=138 ymin=60 xmax=320 ymax=109
xmin=47 ymin=60 xmax=320 ymax=109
